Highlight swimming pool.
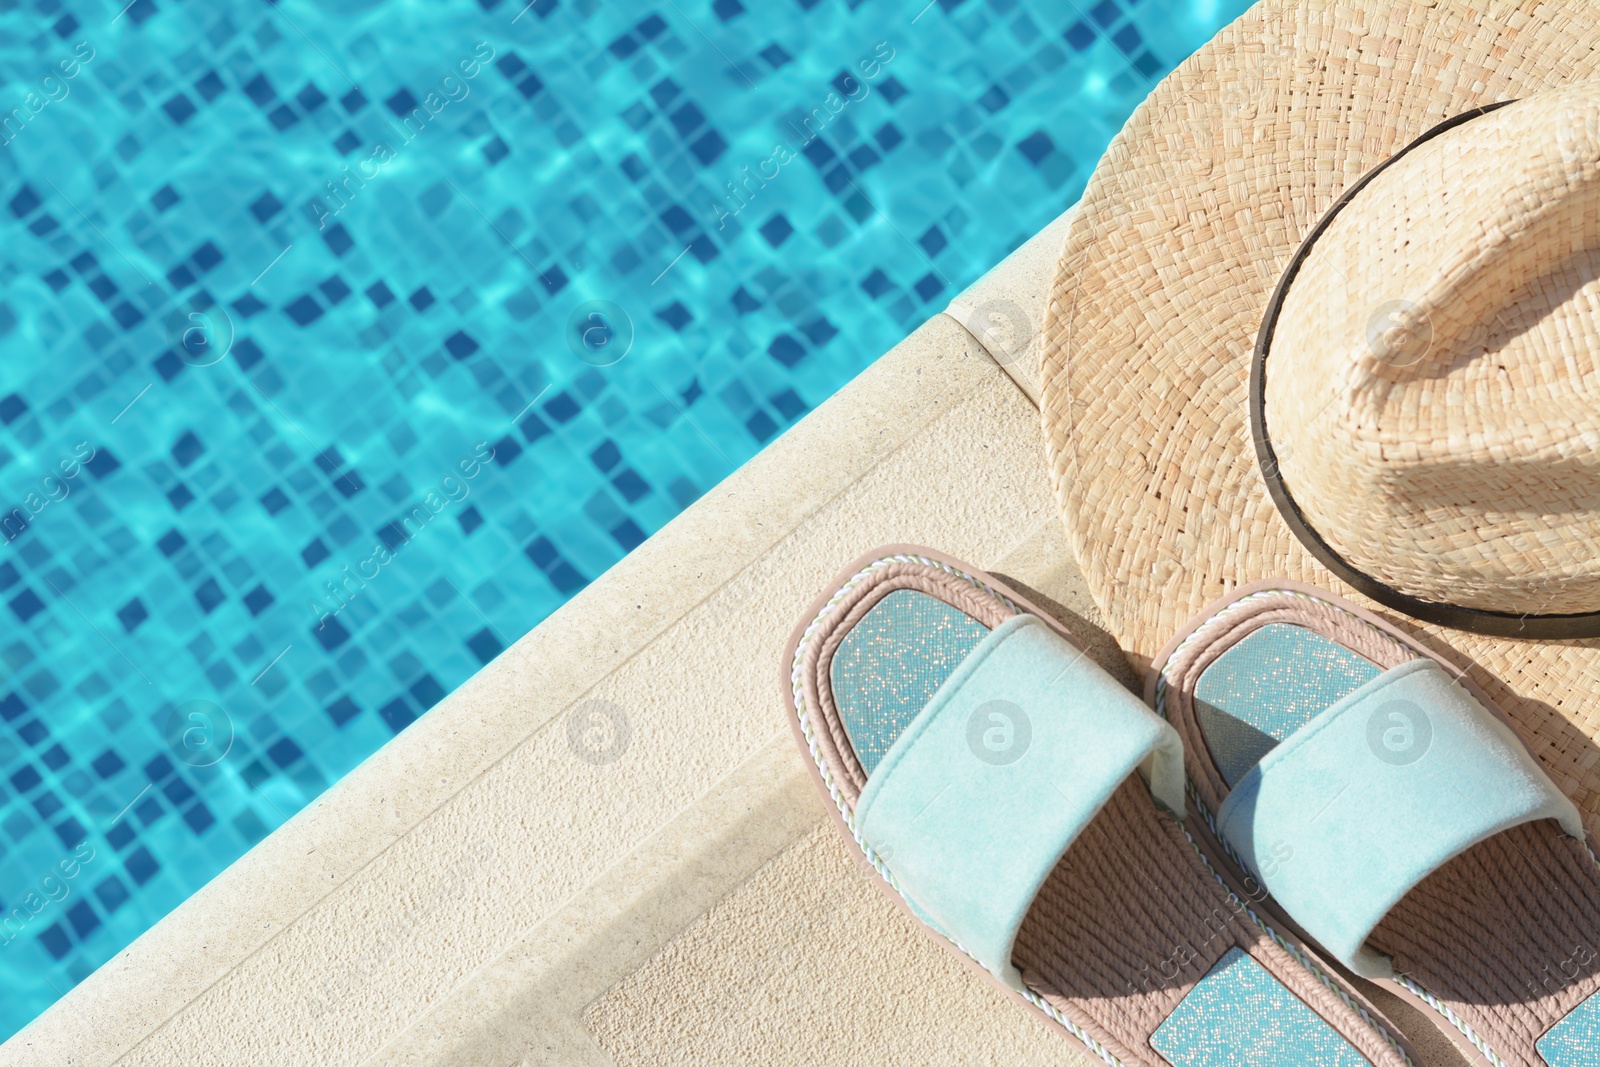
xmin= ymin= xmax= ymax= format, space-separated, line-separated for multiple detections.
xmin=0 ymin=0 xmax=1249 ymax=1040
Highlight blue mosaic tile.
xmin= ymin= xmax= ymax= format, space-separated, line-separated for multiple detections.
xmin=0 ymin=0 xmax=1248 ymax=1038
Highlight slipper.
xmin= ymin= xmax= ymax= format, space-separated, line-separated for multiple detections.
xmin=782 ymin=546 xmax=1418 ymax=1067
xmin=1151 ymin=581 xmax=1600 ymax=1067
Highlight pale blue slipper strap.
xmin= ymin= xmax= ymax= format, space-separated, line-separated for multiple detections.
xmin=1216 ymin=657 xmax=1584 ymax=979
xmin=854 ymin=613 xmax=1185 ymax=991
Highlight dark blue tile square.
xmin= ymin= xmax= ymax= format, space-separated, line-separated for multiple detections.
xmin=319 ymin=276 xmax=351 ymax=304
xmin=106 ymin=822 xmax=136 ymax=850
xmin=151 ymin=184 xmax=180 ymax=212
xmin=408 ymin=286 xmax=435 ymax=311
xmin=636 ymin=13 xmax=666 ymax=38
xmin=590 ymin=439 xmax=621 ymax=472
xmin=0 ymin=562 xmax=16 ymax=591
xmin=409 ymin=674 xmax=445 ymax=710
xmin=321 ymin=220 xmax=353 ymax=254
xmin=1064 ymin=20 xmax=1096 ymax=51
xmin=260 ymin=487 xmax=290 ymax=515
xmin=656 ymin=301 xmax=691 ymax=331
xmin=745 ymin=410 xmax=778 ymax=443
xmin=519 ymin=412 xmax=552 ymax=442
xmin=194 ymin=70 xmax=224 ymax=102
xmin=1090 ymin=0 xmax=1120 ymax=27
xmin=458 ymin=506 xmax=483 ymax=535
xmin=125 ymin=846 xmax=159 ymax=885
xmin=612 ymin=469 xmax=650 ymax=503
xmin=92 ymin=750 xmax=126 ymax=779
xmin=38 ymin=924 xmax=70 ymax=960
xmin=296 ymin=83 xmax=328 ymax=112
xmin=759 ymin=214 xmax=793 ymax=247
xmin=466 ymin=628 xmax=502 ymax=664
xmin=713 ymin=0 xmax=743 ymax=18
xmin=157 ymin=529 xmax=187 ymax=557
xmin=914 ymin=272 xmax=945 ymax=301
xmin=496 ymin=53 xmax=527 ymax=78
xmin=314 ymin=614 xmax=350 ymax=650
xmin=1017 ymin=130 xmax=1055 ymax=164
xmin=366 ymin=280 xmax=395 ymax=308
xmin=171 ymin=430 xmax=204 ymax=468
xmin=491 ymin=434 xmax=522 ymax=467
xmin=1132 ymin=49 xmax=1162 ymax=78
xmin=385 ymin=88 xmax=419 ymax=117
xmin=517 ymin=72 xmax=544 ymax=99
xmin=444 ymin=331 xmax=480 ymax=360
xmin=43 ymin=268 xmax=70 ymax=292
xmin=182 ymin=802 xmax=215 ymax=834
xmin=18 ymin=719 xmax=48 ymax=746
xmin=0 ymin=393 xmax=27 ymax=423
xmin=243 ymin=585 xmax=274 ymax=616
xmin=326 ymin=695 xmax=360 ymax=727
xmin=267 ymin=736 xmax=303 ymax=768
xmin=301 ymin=538 xmax=330 ymax=568
xmin=143 ymin=754 xmax=174 ymax=782
xmin=544 ymin=391 xmax=580 ymax=423
xmin=191 ymin=241 xmax=223 ymax=271
xmin=9 ymin=588 xmax=45 ymax=623
xmin=7 ymin=185 xmax=40 ymax=218
xmin=9 ymin=764 xmax=40 ymax=792
xmin=40 ymin=744 xmax=68 ymax=772
xmin=860 ymin=268 xmax=893 ymax=298
xmin=165 ymin=264 xmax=196 ymax=290
xmin=112 ymin=301 xmax=144 ymax=330
xmin=86 ymin=448 xmax=121 ymax=479
xmin=250 ymin=191 xmax=283 ymax=222
xmin=731 ymin=286 xmax=759 ymax=314
xmin=878 ymin=76 xmax=907 ymax=103
xmin=116 ymin=599 xmax=147 ymax=632
xmin=759 ymin=44 xmax=792 ymax=69
xmin=162 ymin=777 xmax=194 ymax=805
xmin=243 ymin=73 xmax=275 ymax=107
xmin=340 ymin=87 xmax=368 ymax=113
xmin=193 ymin=577 xmax=224 ymax=614
xmin=333 ymin=129 xmax=361 ymax=155
xmin=768 ymin=334 xmax=805 ymax=368
xmin=162 ymin=94 xmax=198 ymax=124
xmin=690 ymin=129 xmax=727 ymax=165
xmin=540 ymin=265 xmax=568 ymax=295
xmin=378 ymin=697 xmax=415 ymax=734
xmin=649 ymin=78 xmax=680 ymax=107
xmin=53 ymin=817 xmax=85 ymax=849
xmin=546 ymin=561 xmax=586 ymax=595
xmin=609 ymin=519 xmax=647 ymax=551
xmin=66 ymin=898 xmax=99 ymax=938
xmin=284 ymin=295 xmax=324 ymax=326
xmin=524 ymin=536 xmax=558 ymax=571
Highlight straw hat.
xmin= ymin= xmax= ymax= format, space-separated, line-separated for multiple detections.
xmin=1040 ymin=1 xmax=1600 ymax=826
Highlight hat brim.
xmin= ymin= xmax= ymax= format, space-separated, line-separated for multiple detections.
xmin=1040 ymin=0 xmax=1600 ymax=826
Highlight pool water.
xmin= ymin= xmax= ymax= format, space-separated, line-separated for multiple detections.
xmin=0 ymin=0 xmax=1248 ymax=1040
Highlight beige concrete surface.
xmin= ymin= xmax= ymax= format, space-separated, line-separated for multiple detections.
xmin=945 ymin=206 xmax=1075 ymax=404
xmin=0 ymin=310 xmax=1113 ymax=1067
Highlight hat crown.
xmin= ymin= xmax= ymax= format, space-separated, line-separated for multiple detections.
xmin=1261 ymin=86 xmax=1600 ymax=619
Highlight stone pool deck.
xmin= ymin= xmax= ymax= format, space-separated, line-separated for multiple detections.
xmin=1 ymin=206 xmax=1467 ymax=1067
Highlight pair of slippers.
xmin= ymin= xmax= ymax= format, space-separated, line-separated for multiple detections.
xmin=782 ymin=546 xmax=1600 ymax=1067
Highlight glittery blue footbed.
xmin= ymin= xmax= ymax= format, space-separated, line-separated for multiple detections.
xmin=1194 ymin=618 xmax=1600 ymax=1066
xmin=835 ymin=592 xmax=1378 ymax=1066
xmin=0 ymin=0 xmax=1253 ymax=1039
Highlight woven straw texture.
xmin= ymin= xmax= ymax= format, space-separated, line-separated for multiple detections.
xmin=1039 ymin=0 xmax=1600 ymax=832
xmin=1266 ymin=86 xmax=1600 ymax=616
